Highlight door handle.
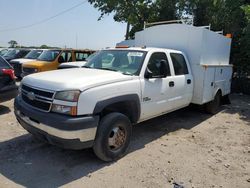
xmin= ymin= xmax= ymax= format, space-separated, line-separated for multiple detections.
xmin=169 ymin=81 xmax=175 ymax=87
xmin=187 ymin=79 xmax=192 ymax=84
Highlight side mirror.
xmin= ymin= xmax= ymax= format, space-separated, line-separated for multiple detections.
xmin=144 ymin=68 xmax=153 ymax=79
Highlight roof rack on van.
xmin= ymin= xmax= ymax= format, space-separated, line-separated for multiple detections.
xmin=144 ymin=18 xmax=194 ymax=29
xmin=144 ymin=19 xmax=225 ymax=35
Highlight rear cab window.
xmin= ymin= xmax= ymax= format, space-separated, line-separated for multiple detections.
xmin=170 ymin=53 xmax=189 ymax=75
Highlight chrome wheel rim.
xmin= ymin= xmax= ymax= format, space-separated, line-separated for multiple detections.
xmin=108 ymin=126 xmax=126 ymax=151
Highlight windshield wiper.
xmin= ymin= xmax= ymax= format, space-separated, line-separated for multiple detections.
xmin=122 ymin=72 xmax=133 ymax=76
xmin=82 ymin=65 xmax=92 ymax=68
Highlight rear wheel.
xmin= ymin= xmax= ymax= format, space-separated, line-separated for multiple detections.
xmin=206 ymin=91 xmax=221 ymax=114
xmin=93 ymin=112 xmax=132 ymax=162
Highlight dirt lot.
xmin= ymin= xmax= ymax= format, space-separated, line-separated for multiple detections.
xmin=0 ymin=93 xmax=249 ymax=188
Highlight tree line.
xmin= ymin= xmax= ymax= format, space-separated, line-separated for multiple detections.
xmin=88 ymin=0 xmax=250 ymax=77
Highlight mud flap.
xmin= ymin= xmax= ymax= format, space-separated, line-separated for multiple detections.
xmin=221 ymin=95 xmax=231 ymax=105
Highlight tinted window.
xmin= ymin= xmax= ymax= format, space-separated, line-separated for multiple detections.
xmin=0 ymin=56 xmax=11 ymax=68
xmin=16 ymin=50 xmax=30 ymax=58
xmin=147 ymin=52 xmax=171 ymax=77
xmin=170 ymin=53 xmax=189 ymax=75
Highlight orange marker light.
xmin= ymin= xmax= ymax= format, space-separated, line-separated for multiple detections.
xmin=116 ymin=45 xmax=129 ymax=48
xmin=226 ymin=34 xmax=232 ymax=38
xmin=70 ymin=106 xmax=77 ymax=116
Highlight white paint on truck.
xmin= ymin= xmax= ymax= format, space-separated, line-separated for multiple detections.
xmin=135 ymin=24 xmax=232 ymax=104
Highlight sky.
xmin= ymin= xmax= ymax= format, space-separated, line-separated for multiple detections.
xmin=0 ymin=0 xmax=127 ymax=50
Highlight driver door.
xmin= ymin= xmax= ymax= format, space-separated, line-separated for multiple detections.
xmin=140 ymin=52 xmax=175 ymax=120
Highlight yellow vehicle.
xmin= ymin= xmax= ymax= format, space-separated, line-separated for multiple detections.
xmin=21 ymin=49 xmax=95 ymax=77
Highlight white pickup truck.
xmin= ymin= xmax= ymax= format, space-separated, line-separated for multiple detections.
xmin=14 ymin=24 xmax=232 ymax=161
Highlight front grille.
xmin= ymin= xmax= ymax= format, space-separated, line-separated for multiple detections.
xmin=22 ymin=67 xmax=36 ymax=74
xmin=21 ymin=84 xmax=55 ymax=112
xmin=10 ymin=62 xmax=22 ymax=77
xmin=22 ymin=85 xmax=54 ymax=98
xmin=22 ymin=94 xmax=51 ymax=111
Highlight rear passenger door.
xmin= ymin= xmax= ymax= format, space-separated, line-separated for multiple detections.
xmin=168 ymin=52 xmax=193 ymax=108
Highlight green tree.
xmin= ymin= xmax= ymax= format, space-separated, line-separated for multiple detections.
xmin=178 ymin=0 xmax=249 ymax=76
xmin=8 ymin=40 xmax=18 ymax=48
xmin=238 ymin=5 xmax=250 ymax=76
xmin=88 ymin=0 xmax=180 ymax=39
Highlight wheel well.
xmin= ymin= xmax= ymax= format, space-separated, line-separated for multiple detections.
xmin=216 ymin=89 xmax=222 ymax=97
xmin=100 ymin=101 xmax=139 ymax=124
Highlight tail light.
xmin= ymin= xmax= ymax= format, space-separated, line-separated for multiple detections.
xmin=2 ymin=69 xmax=16 ymax=80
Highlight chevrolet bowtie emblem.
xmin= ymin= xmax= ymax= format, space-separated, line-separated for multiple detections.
xmin=27 ymin=92 xmax=35 ymax=101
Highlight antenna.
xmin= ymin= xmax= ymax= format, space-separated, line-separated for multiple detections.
xmin=76 ymin=33 xmax=78 ymax=49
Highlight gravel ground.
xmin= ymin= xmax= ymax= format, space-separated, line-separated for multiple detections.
xmin=0 ymin=93 xmax=249 ymax=188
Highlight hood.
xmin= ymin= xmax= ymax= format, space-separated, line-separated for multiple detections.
xmin=10 ymin=58 xmax=34 ymax=64
xmin=23 ymin=60 xmax=49 ymax=68
xmin=22 ymin=68 xmax=135 ymax=91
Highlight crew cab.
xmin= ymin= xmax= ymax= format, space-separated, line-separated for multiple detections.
xmin=14 ymin=24 xmax=232 ymax=161
xmin=21 ymin=49 xmax=95 ymax=77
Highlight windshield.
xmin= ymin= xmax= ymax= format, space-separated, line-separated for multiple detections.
xmin=3 ymin=49 xmax=20 ymax=58
xmin=84 ymin=50 xmax=146 ymax=75
xmin=0 ymin=56 xmax=11 ymax=69
xmin=37 ymin=50 xmax=61 ymax=61
xmin=85 ymin=51 xmax=99 ymax=62
xmin=25 ymin=50 xmax=43 ymax=59
xmin=0 ymin=49 xmax=8 ymax=56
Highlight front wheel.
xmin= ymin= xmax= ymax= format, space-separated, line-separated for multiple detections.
xmin=93 ymin=112 xmax=132 ymax=162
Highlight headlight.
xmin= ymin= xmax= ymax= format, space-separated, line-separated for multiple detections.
xmin=54 ymin=90 xmax=80 ymax=102
xmin=51 ymin=104 xmax=77 ymax=116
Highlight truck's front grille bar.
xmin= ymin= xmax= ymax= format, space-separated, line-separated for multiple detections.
xmin=21 ymin=84 xmax=55 ymax=112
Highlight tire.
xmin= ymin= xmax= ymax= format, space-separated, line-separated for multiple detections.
xmin=93 ymin=112 xmax=132 ymax=162
xmin=206 ymin=91 xmax=221 ymax=114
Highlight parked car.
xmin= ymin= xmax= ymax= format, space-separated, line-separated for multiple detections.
xmin=3 ymin=49 xmax=31 ymax=62
xmin=21 ymin=49 xmax=95 ymax=77
xmin=14 ymin=24 xmax=232 ymax=161
xmin=10 ymin=49 xmax=44 ymax=78
xmin=0 ymin=56 xmax=18 ymax=103
xmin=0 ymin=48 xmax=9 ymax=56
